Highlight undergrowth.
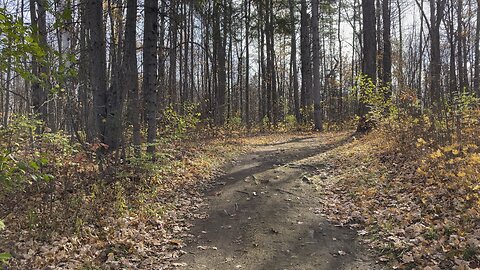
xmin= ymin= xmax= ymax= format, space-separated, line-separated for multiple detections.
xmin=318 ymin=79 xmax=480 ymax=269
xmin=0 ymin=111 xmax=309 ymax=269
xmin=0 ymin=114 xmax=246 ymax=269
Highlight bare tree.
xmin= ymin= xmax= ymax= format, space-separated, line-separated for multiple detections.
xmin=86 ymin=0 xmax=107 ymax=143
xmin=300 ymin=0 xmax=312 ymax=123
xmin=311 ymin=0 xmax=323 ymax=131
xmin=358 ymin=0 xmax=377 ymax=132
xmin=123 ymin=0 xmax=141 ymax=154
xmin=143 ymin=0 xmax=159 ymax=154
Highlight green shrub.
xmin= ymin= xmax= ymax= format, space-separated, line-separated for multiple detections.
xmin=350 ymin=74 xmax=399 ymax=125
xmin=0 ymin=220 xmax=11 ymax=265
xmin=0 ymin=115 xmax=76 ymax=191
xmin=160 ymin=103 xmax=201 ymax=140
xmin=225 ymin=115 xmax=243 ymax=131
xmin=283 ymin=114 xmax=297 ymax=131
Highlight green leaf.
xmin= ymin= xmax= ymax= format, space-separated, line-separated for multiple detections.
xmin=39 ymin=157 xmax=49 ymax=166
xmin=29 ymin=161 xmax=40 ymax=170
xmin=42 ymin=174 xmax=55 ymax=182
xmin=25 ymin=35 xmax=34 ymax=43
xmin=0 ymin=252 xmax=11 ymax=263
xmin=0 ymin=220 xmax=5 ymax=230
xmin=61 ymin=8 xmax=73 ymax=21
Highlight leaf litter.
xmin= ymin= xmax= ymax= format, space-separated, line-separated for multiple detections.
xmin=303 ymin=132 xmax=480 ymax=270
xmin=0 ymin=133 xmax=307 ymax=269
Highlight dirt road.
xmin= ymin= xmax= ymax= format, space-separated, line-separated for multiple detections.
xmin=176 ymin=133 xmax=385 ymax=270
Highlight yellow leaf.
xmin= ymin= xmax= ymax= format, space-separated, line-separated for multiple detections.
xmin=430 ymin=149 xmax=443 ymax=159
xmin=469 ymin=154 xmax=480 ymax=164
xmin=416 ymin=138 xmax=427 ymax=147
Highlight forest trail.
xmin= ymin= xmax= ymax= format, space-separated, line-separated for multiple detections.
xmin=176 ymin=133 xmax=385 ymax=270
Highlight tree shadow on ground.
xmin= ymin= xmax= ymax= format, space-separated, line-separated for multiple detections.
xmin=179 ymin=133 xmax=383 ymax=270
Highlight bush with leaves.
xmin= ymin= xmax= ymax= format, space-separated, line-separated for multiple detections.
xmin=0 ymin=220 xmax=11 ymax=265
xmin=160 ymin=103 xmax=202 ymax=140
xmin=0 ymin=8 xmax=46 ymax=79
xmin=0 ymin=116 xmax=58 ymax=190
xmin=351 ymin=74 xmax=399 ymax=126
xmin=224 ymin=115 xmax=244 ymax=133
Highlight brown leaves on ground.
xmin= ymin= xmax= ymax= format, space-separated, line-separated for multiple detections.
xmin=0 ymin=132 xmax=305 ymax=269
xmin=309 ymin=131 xmax=480 ymax=270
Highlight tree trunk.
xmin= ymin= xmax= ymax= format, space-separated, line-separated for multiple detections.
xmin=457 ymin=0 xmax=465 ymax=93
xmin=311 ymin=0 xmax=323 ymax=131
xmin=105 ymin=0 xmax=124 ymax=150
xmin=245 ymin=0 xmax=251 ymax=128
xmin=430 ymin=0 xmax=446 ymax=114
xmin=158 ymin=0 xmax=167 ymax=111
xmin=3 ymin=58 xmax=11 ymax=127
xmin=29 ymin=0 xmax=48 ymax=126
xmin=358 ymin=0 xmax=377 ymax=132
xmin=169 ymin=0 xmax=178 ymax=109
xmin=337 ymin=0 xmax=343 ymax=119
xmin=143 ymin=0 xmax=159 ymax=154
xmin=86 ymin=0 xmax=107 ymax=143
xmin=474 ymin=0 xmax=480 ymax=96
xmin=382 ymin=0 xmax=392 ymax=99
xmin=289 ymin=0 xmax=300 ymax=123
xmin=300 ymin=0 xmax=312 ymax=123
xmin=213 ymin=0 xmax=227 ymax=125
xmin=396 ymin=0 xmax=405 ymax=95
xmin=123 ymin=0 xmax=141 ymax=154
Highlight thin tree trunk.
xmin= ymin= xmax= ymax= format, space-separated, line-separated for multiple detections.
xmin=289 ymin=0 xmax=300 ymax=123
xmin=358 ymin=0 xmax=377 ymax=132
xmin=124 ymin=0 xmax=141 ymax=154
xmin=430 ymin=0 xmax=446 ymax=114
xmin=169 ymin=0 xmax=178 ymax=109
xmin=3 ymin=58 xmax=11 ymax=127
xmin=382 ymin=0 xmax=392 ymax=99
xmin=474 ymin=0 xmax=480 ymax=96
xmin=300 ymin=0 xmax=312 ymax=123
xmin=143 ymin=0 xmax=159 ymax=154
xmin=245 ymin=0 xmax=251 ymax=128
xmin=311 ymin=0 xmax=323 ymax=131
xmin=213 ymin=0 xmax=227 ymax=125
xmin=86 ymin=0 xmax=107 ymax=143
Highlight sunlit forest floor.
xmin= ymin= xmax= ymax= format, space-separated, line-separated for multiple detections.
xmin=1 ymin=124 xmax=479 ymax=269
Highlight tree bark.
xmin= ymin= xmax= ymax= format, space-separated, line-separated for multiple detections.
xmin=300 ymin=0 xmax=312 ymax=123
xmin=474 ymin=0 xmax=480 ymax=96
xmin=143 ymin=0 xmax=159 ymax=154
xmin=105 ymin=0 xmax=124 ymax=150
xmin=429 ymin=0 xmax=446 ymax=114
xmin=289 ymin=0 xmax=300 ymax=123
xmin=29 ymin=0 xmax=48 ymax=126
xmin=245 ymin=0 xmax=251 ymax=128
xmin=86 ymin=0 xmax=107 ymax=143
xmin=123 ymin=0 xmax=141 ymax=154
xmin=382 ymin=0 xmax=392 ymax=98
xmin=311 ymin=0 xmax=323 ymax=131
xmin=358 ymin=0 xmax=377 ymax=132
xmin=213 ymin=0 xmax=227 ymax=125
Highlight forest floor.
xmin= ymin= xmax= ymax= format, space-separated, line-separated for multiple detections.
xmin=174 ymin=132 xmax=386 ymax=270
xmin=4 ymin=130 xmax=478 ymax=269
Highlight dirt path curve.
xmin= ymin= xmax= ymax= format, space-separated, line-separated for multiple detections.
xmin=176 ymin=133 xmax=385 ymax=270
